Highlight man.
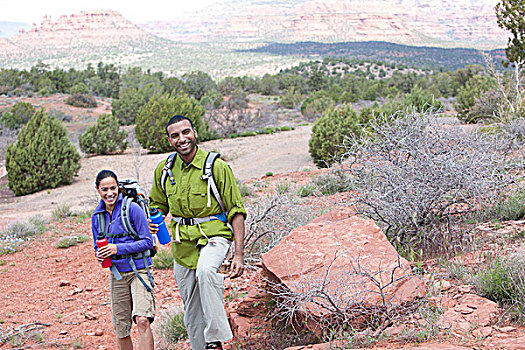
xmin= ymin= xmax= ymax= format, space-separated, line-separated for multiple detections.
xmin=149 ymin=115 xmax=246 ymax=350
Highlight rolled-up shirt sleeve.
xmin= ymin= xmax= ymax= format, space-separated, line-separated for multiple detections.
xmin=215 ymin=160 xmax=247 ymax=223
xmin=149 ymin=161 xmax=169 ymax=215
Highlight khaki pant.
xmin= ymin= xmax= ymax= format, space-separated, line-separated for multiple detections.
xmin=110 ymin=269 xmax=156 ymax=338
xmin=174 ymin=236 xmax=232 ymax=350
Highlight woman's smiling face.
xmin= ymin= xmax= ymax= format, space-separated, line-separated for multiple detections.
xmin=96 ymin=177 xmax=119 ymax=211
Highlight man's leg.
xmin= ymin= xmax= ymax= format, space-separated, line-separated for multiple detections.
xmin=174 ymin=261 xmax=206 ymax=350
xmin=196 ymin=237 xmax=233 ymax=344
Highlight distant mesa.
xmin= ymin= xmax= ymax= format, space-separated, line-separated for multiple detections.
xmin=0 ymin=10 xmax=154 ymax=57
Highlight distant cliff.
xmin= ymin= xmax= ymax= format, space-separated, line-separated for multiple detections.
xmin=0 ymin=1 xmax=510 ymax=76
xmin=0 ymin=11 xmax=151 ymax=52
xmin=138 ymin=0 xmax=509 ymax=49
xmin=0 ymin=11 xmax=167 ymax=70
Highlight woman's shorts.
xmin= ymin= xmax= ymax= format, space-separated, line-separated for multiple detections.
xmin=110 ymin=268 xmax=156 ymax=338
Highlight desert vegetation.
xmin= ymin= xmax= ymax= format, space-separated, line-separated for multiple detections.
xmin=1 ymin=1 xmax=525 ymax=348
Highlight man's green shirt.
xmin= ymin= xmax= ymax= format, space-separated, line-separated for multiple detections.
xmin=149 ymin=147 xmax=247 ymax=269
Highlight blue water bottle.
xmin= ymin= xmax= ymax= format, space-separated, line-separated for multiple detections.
xmin=149 ymin=207 xmax=171 ymax=245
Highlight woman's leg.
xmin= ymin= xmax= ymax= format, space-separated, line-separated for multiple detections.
xmin=131 ymin=269 xmax=156 ymax=350
xmin=117 ymin=336 xmax=133 ymax=350
xmin=136 ymin=316 xmax=154 ymax=350
xmin=111 ymin=272 xmax=134 ymax=348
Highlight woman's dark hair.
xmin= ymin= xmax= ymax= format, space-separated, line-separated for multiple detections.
xmin=95 ymin=170 xmax=118 ymax=188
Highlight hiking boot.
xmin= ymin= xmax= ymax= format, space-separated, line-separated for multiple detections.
xmin=205 ymin=342 xmax=223 ymax=350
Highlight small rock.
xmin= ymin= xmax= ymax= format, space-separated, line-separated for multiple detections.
xmin=59 ymin=330 xmax=68 ymax=335
xmin=95 ymin=329 xmax=104 ymax=336
xmin=59 ymin=280 xmax=70 ymax=287
xmin=85 ymin=312 xmax=97 ymax=320
xmin=71 ymin=288 xmax=83 ymax=295
xmin=458 ymin=285 xmax=474 ymax=294
xmin=439 ymin=280 xmax=452 ymax=291
xmin=454 ymin=305 xmax=474 ymax=314
xmin=473 ymin=326 xmax=493 ymax=338
xmin=498 ymin=326 xmax=516 ymax=333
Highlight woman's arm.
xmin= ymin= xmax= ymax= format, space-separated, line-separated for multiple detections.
xmin=114 ymin=203 xmax=154 ymax=255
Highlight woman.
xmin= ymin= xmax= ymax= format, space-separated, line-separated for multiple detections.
xmin=91 ymin=170 xmax=155 ymax=350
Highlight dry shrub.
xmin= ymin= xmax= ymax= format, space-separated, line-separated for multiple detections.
xmin=341 ymin=111 xmax=521 ymax=259
xmin=243 ymin=194 xmax=313 ymax=266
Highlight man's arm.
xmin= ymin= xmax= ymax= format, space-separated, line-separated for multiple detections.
xmin=229 ymin=213 xmax=245 ymax=278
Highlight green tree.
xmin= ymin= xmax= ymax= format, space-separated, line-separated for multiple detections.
xmin=309 ymin=104 xmax=363 ymax=168
xmin=495 ymin=0 xmax=525 ymax=65
xmin=79 ymin=114 xmax=128 ymax=155
xmin=403 ymin=85 xmax=444 ymax=112
xmin=258 ymin=74 xmax=280 ymax=95
xmin=307 ymin=65 xmax=328 ymax=92
xmin=5 ymin=109 xmax=80 ymax=195
xmin=280 ymin=87 xmax=304 ymax=109
xmin=301 ymin=90 xmax=334 ymax=120
xmin=200 ymin=90 xmax=223 ymax=110
xmin=70 ymin=82 xmax=90 ymax=95
xmin=135 ymin=94 xmax=209 ymax=153
xmin=456 ymin=74 xmax=497 ymax=122
xmin=182 ymin=71 xmax=217 ymax=100
xmin=65 ymin=92 xmax=98 ymax=108
xmin=111 ymin=88 xmax=147 ymax=125
xmin=1 ymin=102 xmax=36 ymax=129
xmin=0 ymin=69 xmax=22 ymax=95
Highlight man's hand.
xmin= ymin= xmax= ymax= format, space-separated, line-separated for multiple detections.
xmin=96 ymin=243 xmax=117 ymax=263
xmin=229 ymin=254 xmax=244 ymax=279
xmin=229 ymin=213 xmax=246 ymax=278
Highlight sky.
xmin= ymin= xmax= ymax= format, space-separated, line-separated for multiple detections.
xmin=0 ymin=0 xmax=221 ymax=24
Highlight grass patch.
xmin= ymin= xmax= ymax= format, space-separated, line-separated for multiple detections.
xmin=55 ymin=234 xmax=90 ymax=249
xmin=155 ymin=305 xmax=187 ymax=349
xmin=72 ymin=209 xmax=93 ymax=223
xmin=153 ymin=246 xmax=174 ymax=269
xmin=472 ymin=247 xmax=525 ymax=324
xmin=236 ymin=178 xmax=253 ymax=197
xmin=275 ymin=180 xmax=293 ymax=194
xmin=0 ymin=216 xmax=48 ymax=255
xmin=52 ymin=203 xmax=73 ymax=221
xmin=297 ymin=169 xmax=353 ymax=197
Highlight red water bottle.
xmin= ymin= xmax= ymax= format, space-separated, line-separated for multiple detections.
xmin=96 ymin=238 xmax=112 ymax=268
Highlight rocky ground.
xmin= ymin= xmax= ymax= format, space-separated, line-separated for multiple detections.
xmin=2 ymin=96 xmax=525 ymax=349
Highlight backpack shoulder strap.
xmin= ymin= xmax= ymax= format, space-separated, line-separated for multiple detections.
xmin=201 ymin=151 xmax=226 ymax=214
xmin=161 ymin=153 xmax=178 ymax=194
xmin=120 ymin=196 xmax=139 ymax=240
xmin=96 ymin=212 xmax=106 ymax=240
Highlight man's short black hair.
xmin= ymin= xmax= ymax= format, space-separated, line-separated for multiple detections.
xmin=166 ymin=115 xmax=195 ymax=136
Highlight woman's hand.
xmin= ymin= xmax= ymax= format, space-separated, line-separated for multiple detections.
xmin=96 ymin=243 xmax=117 ymax=263
xmin=148 ymin=218 xmax=159 ymax=235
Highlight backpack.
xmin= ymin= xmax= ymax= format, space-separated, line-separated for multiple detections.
xmin=96 ymin=178 xmax=156 ymax=292
xmin=160 ymin=151 xmax=227 ymax=215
